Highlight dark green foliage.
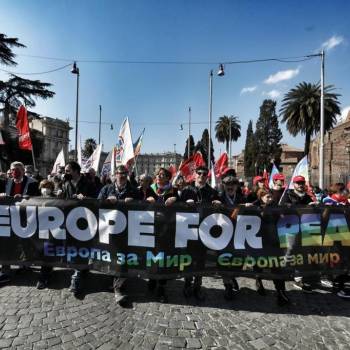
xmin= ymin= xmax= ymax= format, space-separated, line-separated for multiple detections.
xmin=244 ymin=120 xmax=256 ymax=177
xmin=82 ymin=138 xmax=97 ymax=158
xmin=280 ymin=82 xmax=340 ymax=156
xmin=215 ymin=115 xmax=241 ymax=153
xmin=0 ymin=33 xmax=25 ymax=66
xmin=183 ymin=135 xmax=195 ymax=160
xmin=254 ymin=99 xmax=283 ymax=173
xmin=195 ymin=129 xmax=214 ymax=165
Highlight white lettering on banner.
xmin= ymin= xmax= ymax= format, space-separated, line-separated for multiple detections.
xmin=128 ymin=211 xmax=155 ymax=247
xmin=38 ymin=207 xmax=66 ymax=239
xmin=66 ymin=207 xmax=97 ymax=241
xmin=10 ymin=205 xmax=37 ymax=238
xmin=175 ymin=212 xmax=199 ymax=247
xmin=199 ymin=213 xmax=233 ymax=250
xmin=98 ymin=209 xmax=127 ymax=244
xmin=0 ymin=205 xmax=10 ymax=237
xmin=234 ymin=215 xmax=262 ymax=249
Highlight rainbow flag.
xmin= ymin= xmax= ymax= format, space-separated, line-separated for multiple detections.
xmin=133 ymin=128 xmax=145 ymax=156
xmin=268 ymin=163 xmax=280 ymax=188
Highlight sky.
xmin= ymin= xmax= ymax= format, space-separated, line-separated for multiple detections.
xmin=0 ymin=0 xmax=349 ymax=159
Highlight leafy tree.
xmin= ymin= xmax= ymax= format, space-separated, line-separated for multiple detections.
xmin=183 ymin=135 xmax=195 ymax=160
xmin=0 ymin=33 xmax=25 ymax=66
xmin=280 ymin=82 xmax=340 ymax=156
xmin=215 ymin=115 xmax=241 ymax=153
xmin=243 ymin=120 xmax=256 ymax=177
xmin=194 ymin=129 xmax=214 ymax=165
xmin=254 ymin=99 xmax=283 ymax=173
xmin=82 ymin=138 xmax=97 ymax=158
xmin=0 ymin=75 xmax=55 ymax=125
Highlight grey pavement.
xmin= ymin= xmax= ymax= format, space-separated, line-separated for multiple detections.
xmin=0 ymin=268 xmax=350 ymax=349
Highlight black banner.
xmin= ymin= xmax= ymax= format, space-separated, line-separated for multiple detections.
xmin=0 ymin=197 xmax=349 ymax=279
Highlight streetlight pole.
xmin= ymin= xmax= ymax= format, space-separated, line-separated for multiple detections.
xmin=208 ymin=64 xmax=225 ymax=172
xmin=98 ymin=105 xmax=102 ymax=145
xmin=188 ymin=106 xmax=191 ymax=159
xmin=319 ymin=50 xmax=325 ymax=189
xmin=71 ymin=62 xmax=80 ymax=161
xmin=229 ymin=116 xmax=232 ymax=167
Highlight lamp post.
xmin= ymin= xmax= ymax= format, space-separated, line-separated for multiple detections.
xmin=208 ymin=64 xmax=224 ymax=171
xmin=71 ymin=62 xmax=80 ymax=161
xmin=319 ymin=50 xmax=325 ymax=188
xmin=188 ymin=106 xmax=191 ymax=159
xmin=98 ymin=105 xmax=102 ymax=144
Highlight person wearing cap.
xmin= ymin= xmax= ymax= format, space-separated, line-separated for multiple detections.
xmin=218 ymin=174 xmax=244 ymax=300
xmin=279 ymin=175 xmax=313 ymax=205
xmin=98 ymin=164 xmax=141 ymax=307
xmin=246 ymin=175 xmax=266 ymax=203
xmin=280 ymin=175 xmax=317 ymax=293
xmin=180 ymin=165 xmax=221 ymax=301
xmin=271 ymin=173 xmax=285 ymax=203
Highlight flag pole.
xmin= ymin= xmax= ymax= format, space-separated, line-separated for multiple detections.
xmin=31 ymin=147 xmax=37 ymax=170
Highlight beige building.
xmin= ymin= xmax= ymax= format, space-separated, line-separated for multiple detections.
xmin=135 ymin=152 xmax=182 ymax=176
xmin=30 ymin=115 xmax=71 ymax=176
xmin=309 ymin=110 xmax=350 ymax=187
xmin=232 ymin=143 xmax=304 ymax=181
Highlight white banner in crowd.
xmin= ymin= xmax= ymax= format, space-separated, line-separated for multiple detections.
xmin=51 ymin=148 xmax=65 ymax=174
xmin=116 ymin=117 xmax=135 ymax=167
xmin=81 ymin=144 xmax=102 ymax=173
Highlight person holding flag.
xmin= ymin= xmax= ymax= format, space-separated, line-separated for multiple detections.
xmin=271 ymin=173 xmax=286 ymax=203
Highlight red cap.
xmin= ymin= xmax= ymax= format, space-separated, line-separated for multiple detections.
xmin=253 ymin=176 xmax=264 ymax=185
xmin=273 ymin=173 xmax=285 ymax=181
xmin=293 ymin=175 xmax=306 ymax=183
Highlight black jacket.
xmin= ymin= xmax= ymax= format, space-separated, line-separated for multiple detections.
xmin=5 ymin=176 xmax=39 ymax=196
xmin=180 ymin=183 xmax=219 ymax=204
xmin=218 ymin=190 xmax=245 ymax=208
xmin=280 ymin=189 xmax=313 ymax=205
xmin=62 ymin=175 xmax=96 ymax=199
xmin=98 ymin=181 xmax=141 ymax=200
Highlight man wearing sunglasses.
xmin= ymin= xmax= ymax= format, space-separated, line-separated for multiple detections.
xmin=98 ymin=165 xmax=141 ymax=307
xmin=180 ymin=165 xmax=221 ymax=301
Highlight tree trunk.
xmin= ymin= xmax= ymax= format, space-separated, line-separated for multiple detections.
xmin=304 ymin=132 xmax=311 ymax=157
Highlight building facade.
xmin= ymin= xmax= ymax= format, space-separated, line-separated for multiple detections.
xmin=30 ymin=115 xmax=71 ymax=176
xmin=309 ymin=111 xmax=350 ymax=188
xmin=232 ymin=143 xmax=304 ymax=182
xmin=135 ymin=152 xmax=182 ymax=176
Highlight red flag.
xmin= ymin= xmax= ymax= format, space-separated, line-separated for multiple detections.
xmin=214 ymin=152 xmax=228 ymax=178
xmin=179 ymin=152 xmax=205 ymax=182
xmin=16 ymin=106 xmax=32 ymax=151
xmin=168 ymin=164 xmax=177 ymax=179
xmin=262 ymin=167 xmax=269 ymax=189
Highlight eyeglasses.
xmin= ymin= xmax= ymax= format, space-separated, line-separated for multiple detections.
xmin=157 ymin=173 xmax=167 ymax=178
xmin=196 ymin=171 xmax=208 ymax=176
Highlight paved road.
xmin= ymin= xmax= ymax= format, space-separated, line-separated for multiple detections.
xmin=0 ymin=268 xmax=349 ymax=349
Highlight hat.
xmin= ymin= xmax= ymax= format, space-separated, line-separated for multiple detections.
xmin=222 ymin=176 xmax=239 ymax=185
xmin=253 ymin=176 xmax=264 ymax=185
xmin=221 ymin=168 xmax=236 ymax=178
xmin=293 ymin=175 xmax=306 ymax=183
xmin=273 ymin=173 xmax=285 ymax=181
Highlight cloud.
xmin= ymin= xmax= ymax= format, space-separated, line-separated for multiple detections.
xmin=264 ymin=68 xmax=300 ymax=84
xmin=321 ymin=35 xmax=344 ymax=51
xmin=240 ymin=86 xmax=257 ymax=94
xmin=263 ymin=90 xmax=281 ymax=99
xmin=339 ymin=105 xmax=350 ymax=123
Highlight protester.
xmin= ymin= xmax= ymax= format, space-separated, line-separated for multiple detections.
xmin=85 ymin=168 xmax=103 ymax=198
xmin=218 ymin=174 xmax=244 ymax=300
xmin=98 ymin=165 xmax=141 ymax=307
xmin=138 ymin=173 xmax=157 ymax=201
xmin=246 ymin=175 xmax=266 ymax=202
xmin=180 ymin=165 xmax=221 ymax=301
xmin=147 ymin=167 xmax=178 ymax=303
xmin=36 ymin=179 xmax=56 ymax=289
xmin=0 ymin=161 xmax=39 ymax=284
xmin=62 ymin=161 xmax=96 ymax=296
xmin=322 ymin=183 xmax=348 ymax=206
xmin=280 ymin=175 xmax=316 ymax=293
xmin=254 ymin=188 xmax=290 ymax=305
xmin=271 ymin=173 xmax=286 ymax=203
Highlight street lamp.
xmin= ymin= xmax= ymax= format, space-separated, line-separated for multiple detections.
xmin=208 ymin=64 xmax=225 ymax=171
xmin=71 ymin=61 xmax=80 ymax=161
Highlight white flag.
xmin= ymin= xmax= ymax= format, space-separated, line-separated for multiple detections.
xmin=115 ymin=117 xmax=134 ymax=167
xmin=82 ymin=144 xmax=102 ymax=173
xmin=51 ymin=149 xmax=65 ymax=175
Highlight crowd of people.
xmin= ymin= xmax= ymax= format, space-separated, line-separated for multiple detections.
xmin=0 ymin=160 xmax=349 ymax=307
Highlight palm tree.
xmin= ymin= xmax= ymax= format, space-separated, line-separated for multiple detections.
xmin=280 ymin=82 xmax=340 ymax=156
xmin=83 ymin=138 xmax=97 ymax=158
xmin=0 ymin=33 xmax=25 ymax=66
xmin=215 ymin=115 xmax=241 ymax=153
xmin=0 ymin=74 xmax=55 ymax=125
